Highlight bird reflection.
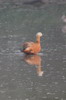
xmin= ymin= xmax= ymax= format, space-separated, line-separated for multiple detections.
xmin=24 ymin=54 xmax=44 ymax=76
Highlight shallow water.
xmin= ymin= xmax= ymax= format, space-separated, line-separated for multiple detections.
xmin=0 ymin=3 xmax=66 ymax=100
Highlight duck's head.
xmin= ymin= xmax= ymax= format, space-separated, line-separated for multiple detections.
xmin=36 ymin=32 xmax=43 ymax=37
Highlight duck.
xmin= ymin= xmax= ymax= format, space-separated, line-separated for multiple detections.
xmin=22 ymin=32 xmax=42 ymax=54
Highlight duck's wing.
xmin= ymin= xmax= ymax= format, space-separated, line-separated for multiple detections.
xmin=22 ymin=42 xmax=34 ymax=53
xmin=23 ymin=42 xmax=34 ymax=49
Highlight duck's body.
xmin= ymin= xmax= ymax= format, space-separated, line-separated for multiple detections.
xmin=22 ymin=42 xmax=41 ymax=54
xmin=22 ymin=32 xmax=42 ymax=54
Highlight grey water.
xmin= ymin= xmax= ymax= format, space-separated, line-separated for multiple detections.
xmin=0 ymin=2 xmax=66 ymax=100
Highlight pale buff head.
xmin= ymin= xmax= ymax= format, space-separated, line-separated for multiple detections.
xmin=36 ymin=32 xmax=43 ymax=37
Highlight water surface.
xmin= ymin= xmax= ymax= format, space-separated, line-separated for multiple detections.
xmin=0 ymin=3 xmax=66 ymax=100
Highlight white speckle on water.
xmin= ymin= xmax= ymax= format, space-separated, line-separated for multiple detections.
xmin=0 ymin=90 xmax=6 ymax=94
xmin=62 ymin=76 xmax=65 ymax=79
xmin=42 ymin=96 xmax=47 ymax=99
xmin=11 ymin=78 xmax=15 ymax=81
xmin=8 ymin=96 xmax=11 ymax=99
xmin=54 ymin=49 xmax=57 ymax=51
xmin=0 ymin=84 xmax=3 ymax=88
xmin=14 ymin=50 xmax=21 ymax=53
xmin=63 ymin=56 xmax=66 ymax=60
xmin=55 ymin=97 xmax=59 ymax=99
xmin=64 ymin=80 xmax=66 ymax=83
xmin=54 ymin=82 xmax=58 ymax=85
xmin=25 ymin=98 xmax=29 ymax=100
xmin=63 ymin=60 xmax=66 ymax=63
xmin=47 ymin=64 xmax=50 ymax=66
xmin=38 ymin=53 xmax=44 ymax=56
xmin=47 ymin=92 xmax=52 ymax=95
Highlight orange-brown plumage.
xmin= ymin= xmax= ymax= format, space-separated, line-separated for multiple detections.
xmin=22 ymin=32 xmax=42 ymax=54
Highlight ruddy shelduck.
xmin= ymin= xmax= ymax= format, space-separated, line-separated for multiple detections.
xmin=22 ymin=32 xmax=42 ymax=54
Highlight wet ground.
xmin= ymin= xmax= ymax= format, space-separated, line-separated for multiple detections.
xmin=0 ymin=3 xmax=66 ymax=100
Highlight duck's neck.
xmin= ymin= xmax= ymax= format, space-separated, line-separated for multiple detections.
xmin=36 ymin=36 xmax=40 ymax=43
